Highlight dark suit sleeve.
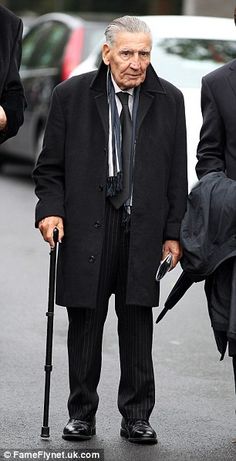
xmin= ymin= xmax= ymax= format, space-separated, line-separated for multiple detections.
xmin=164 ymin=92 xmax=188 ymax=240
xmin=0 ymin=18 xmax=26 ymax=144
xmin=196 ymin=76 xmax=226 ymax=179
xmin=33 ymin=87 xmax=65 ymax=226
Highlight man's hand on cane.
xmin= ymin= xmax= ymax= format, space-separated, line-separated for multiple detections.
xmin=38 ymin=216 xmax=64 ymax=248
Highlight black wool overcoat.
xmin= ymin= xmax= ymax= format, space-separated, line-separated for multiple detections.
xmin=34 ymin=62 xmax=188 ymax=308
xmin=0 ymin=5 xmax=26 ymax=143
xmin=197 ymin=59 xmax=236 ymax=180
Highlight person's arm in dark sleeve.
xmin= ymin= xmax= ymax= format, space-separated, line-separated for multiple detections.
xmin=162 ymin=91 xmax=188 ymax=268
xmin=196 ymin=76 xmax=226 ymax=179
xmin=33 ymin=86 xmax=66 ymax=246
xmin=0 ymin=18 xmax=26 ymax=144
xmin=164 ymin=91 xmax=188 ymax=242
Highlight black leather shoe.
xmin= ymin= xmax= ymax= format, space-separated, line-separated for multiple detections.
xmin=62 ymin=418 xmax=96 ymax=440
xmin=120 ymin=418 xmax=157 ymax=444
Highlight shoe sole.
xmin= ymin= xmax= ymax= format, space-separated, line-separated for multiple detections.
xmin=62 ymin=428 xmax=96 ymax=441
xmin=120 ymin=428 xmax=158 ymax=444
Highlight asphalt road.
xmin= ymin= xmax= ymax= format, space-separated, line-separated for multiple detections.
xmin=1 ymin=163 xmax=236 ymax=461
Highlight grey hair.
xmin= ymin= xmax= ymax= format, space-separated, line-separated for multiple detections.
xmin=105 ymin=16 xmax=152 ymax=46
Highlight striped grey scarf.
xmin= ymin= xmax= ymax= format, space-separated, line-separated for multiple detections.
xmin=106 ymin=70 xmax=140 ymax=208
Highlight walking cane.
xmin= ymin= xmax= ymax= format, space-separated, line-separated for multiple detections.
xmin=41 ymin=227 xmax=59 ymax=438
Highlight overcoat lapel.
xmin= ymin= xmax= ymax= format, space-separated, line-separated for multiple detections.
xmin=90 ymin=62 xmax=109 ymax=138
xmin=136 ymin=64 xmax=166 ymax=134
xmin=94 ymin=93 xmax=109 ymax=138
xmin=90 ymin=62 xmax=166 ymax=138
xmin=227 ymin=60 xmax=236 ymax=100
xmin=136 ymin=92 xmax=154 ymax=135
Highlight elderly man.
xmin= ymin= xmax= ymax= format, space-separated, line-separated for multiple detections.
xmin=0 ymin=4 xmax=26 ymax=144
xmin=33 ymin=16 xmax=187 ymax=444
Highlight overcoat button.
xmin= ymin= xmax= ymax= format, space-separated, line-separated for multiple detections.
xmin=88 ymin=255 xmax=96 ymax=263
xmin=98 ymin=185 xmax=104 ymax=191
xmin=94 ymin=221 xmax=101 ymax=228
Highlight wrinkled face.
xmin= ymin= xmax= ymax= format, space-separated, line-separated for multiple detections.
xmin=102 ymin=31 xmax=152 ymax=90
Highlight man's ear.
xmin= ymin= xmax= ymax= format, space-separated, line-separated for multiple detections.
xmin=102 ymin=43 xmax=111 ymax=65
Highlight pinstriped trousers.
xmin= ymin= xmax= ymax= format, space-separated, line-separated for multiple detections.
xmin=67 ymin=200 xmax=155 ymax=421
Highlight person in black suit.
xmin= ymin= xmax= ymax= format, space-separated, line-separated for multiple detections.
xmin=0 ymin=4 xmax=26 ymax=144
xmin=196 ymin=8 xmax=236 ymax=422
xmin=33 ymin=16 xmax=188 ymax=444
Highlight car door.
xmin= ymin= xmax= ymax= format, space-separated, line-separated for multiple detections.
xmin=2 ymin=19 xmax=70 ymax=161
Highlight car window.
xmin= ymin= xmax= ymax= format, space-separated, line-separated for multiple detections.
xmin=82 ymin=23 xmax=106 ymax=61
xmin=22 ymin=21 xmax=70 ymax=69
xmin=152 ymin=38 xmax=236 ymax=88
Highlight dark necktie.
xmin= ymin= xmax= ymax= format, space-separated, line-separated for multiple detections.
xmin=110 ymin=91 xmax=132 ymax=209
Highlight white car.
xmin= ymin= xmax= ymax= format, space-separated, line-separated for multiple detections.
xmin=70 ymin=15 xmax=236 ymax=189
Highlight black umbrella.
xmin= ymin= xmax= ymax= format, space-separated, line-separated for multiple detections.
xmin=155 ymin=271 xmax=194 ymax=324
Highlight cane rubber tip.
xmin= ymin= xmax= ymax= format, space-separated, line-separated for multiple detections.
xmin=41 ymin=426 xmax=50 ymax=438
